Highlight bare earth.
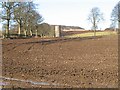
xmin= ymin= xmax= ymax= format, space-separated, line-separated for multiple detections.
xmin=2 ymin=35 xmax=118 ymax=88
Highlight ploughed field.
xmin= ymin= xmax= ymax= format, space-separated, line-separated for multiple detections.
xmin=2 ymin=35 xmax=118 ymax=88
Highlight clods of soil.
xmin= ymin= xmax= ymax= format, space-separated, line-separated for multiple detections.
xmin=2 ymin=35 xmax=118 ymax=88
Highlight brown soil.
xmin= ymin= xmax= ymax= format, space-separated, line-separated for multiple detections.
xmin=2 ymin=35 xmax=118 ymax=88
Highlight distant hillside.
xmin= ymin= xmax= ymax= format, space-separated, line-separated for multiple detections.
xmin=61 ymin=25 xmax=84 ymax=30
xmin=51 ymin=25 xmax=85 ymax=31
xmin=105 ymin=28 xmax=118 ymax=31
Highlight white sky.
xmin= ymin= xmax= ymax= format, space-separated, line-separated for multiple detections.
xmin=34 ymin=0 xmax=119 ymax=30
xmin=0 ymin=0 xmax=119 ymax=30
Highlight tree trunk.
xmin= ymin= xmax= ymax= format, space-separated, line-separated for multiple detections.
xmin=6 ymin=19 xmax=10 ymax=38
xmin=94 ymin=29 xmax=96 ymax=36
xmin=41 ymin=34 xmax=43 ymax=37
xmin=30 ymin=29 xmax=33 ymax=36
xmin=18 ymin=20 xmax=22 ymax=36
xmin=24 ymin=29 xmax=27 ymax=37
xmin=93 ymin=24 xmax=96 ymax=36
xmin=35 ymin=29 xmax=38 ymax=38
xmin=118 ymin=21 xmax=120 ymax=34
xmin=18 ymin=24 xmax=21 ymax=36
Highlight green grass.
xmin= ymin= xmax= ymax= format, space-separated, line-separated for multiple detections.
xmin=64 ymin=31 xmax=117 ymax=38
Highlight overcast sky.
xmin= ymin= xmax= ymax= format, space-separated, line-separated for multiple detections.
xmin=0 ymin=0 xmax=119 ymax=30
xmin=34 ymin=0 xmax=119 ymax=30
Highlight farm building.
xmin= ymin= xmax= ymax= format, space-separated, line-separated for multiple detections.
xmin=50 ymin=24 xmax=85 ymax=37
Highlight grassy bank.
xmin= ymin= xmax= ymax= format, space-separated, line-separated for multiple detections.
xmin=64 ymin=31 xmax=117 ymax=38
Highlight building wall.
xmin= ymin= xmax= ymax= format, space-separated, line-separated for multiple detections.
xmin=54 ymin=26 xmax=61 ymax=37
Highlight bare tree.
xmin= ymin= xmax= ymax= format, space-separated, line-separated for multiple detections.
xmin=26 ymin=9 xmax=43 ymax=36
xmin=14 ymin=2 xmax=43 ymax=37
xmin=111 ymin=1 xmax=120 ymax=33
xmin=1 ymin=2 xmax=43 ymax=38
xmin=1 ymin=2 xmax=18 ymax=38
xmin=14 ymin=2 xmax=25 ymax=36
xmin=88 ymin=7 xmax=104 ymax=36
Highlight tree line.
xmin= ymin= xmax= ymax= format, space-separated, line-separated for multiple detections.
xmin=0 ymin=1 xmax=119 ymax=38
xmin=0 ymin=2 xmax=54 ymax=38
